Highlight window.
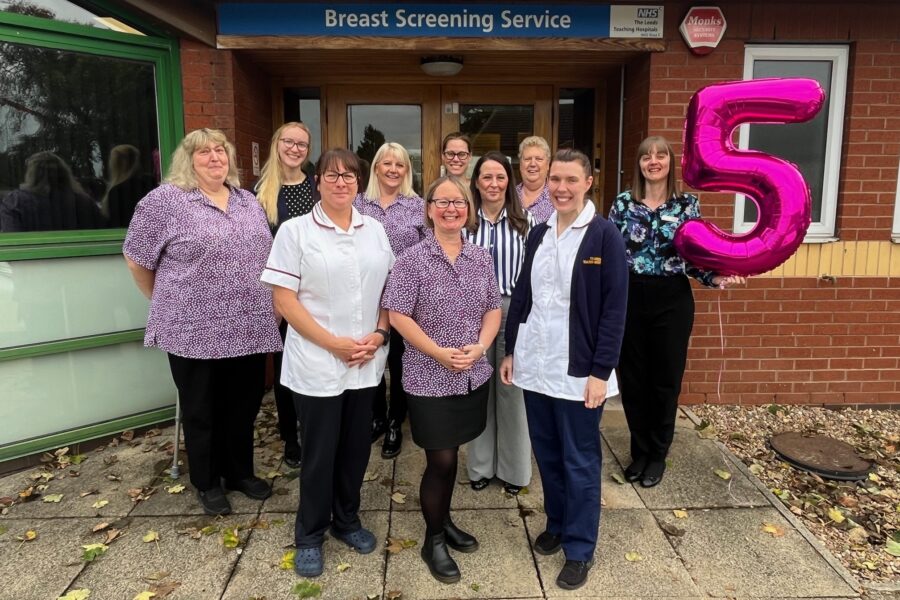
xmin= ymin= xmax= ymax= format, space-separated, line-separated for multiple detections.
xmin=736 ymin=45 xmax=848 ymax=241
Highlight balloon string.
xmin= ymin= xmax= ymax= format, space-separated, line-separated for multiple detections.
xmin=716 ymin=293 xmax=724 ymax=402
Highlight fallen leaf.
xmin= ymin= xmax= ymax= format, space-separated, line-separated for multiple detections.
xmin=104 ymin=529 xmax=123 ymax=544
xmin=132 ymin=592 xmax=156 ymax=600
xmin=265 ymin=470 xmax=283 ymax=480
xmin=827 ymin=507 xmax=846 ymax=524
xmin=222 ymin=528 xmax=240 ymax=549
xmin=885 ymin=536 xmax=900 ymax=557
xmin=80 ymin=490 xmax=98 ymax=498
xmin=81 ymin=543 xmax=109 ymax=562
xmin=336 ymin=560 xmax=351 ymax=572
xmin=165 ymin=484 xmax=185 ymax=495
xmin=18 ymin=530 xmax=37 ymax=542
xmin=385 ymin=592 xmax=402 ymax=600
xmin=91 ymin=521 xmax=110 ymax=533
xmin=385 ymin=537 xmax=417 ymax=553
xmin=199 ymin=525 xmax=219 ymax=536
xmin=470 ymin=583 xmax=480 ymax=591
xmin=43 ymin=494 xmax=64 ymax=503
xmin=848 ymin=527 xmax=869 ymax=545
xmin=761 ymin=523 xmax=785 ymax=537
xmin=659 ymin=521 xmax=685 ymax=537
xmin=611 ymin=473 xmax=626 ymax=485
xmin=837 ymin=495 xmax=859 ymax=509
xmin=120 ymin=430 xmax=135 ymax=441
xmin=391 ymin=492 xmax=406 ymax=504
xmin=92 ymin=500 xmax=109 ymax=509
xmin=624 ymin=551 xmax=643 ymax=562
xmin=142 ymin=530 xmax=160 ymax=543
xmin=868 ymin=472 xmax=882 ymax=483
xmin=58 ymin=590 xmax=91 ymax=600
xmin=714 ymin=469 xmax=732 ymax=481
xmin=70 ymin=454 xmax=87 ymax=465
xmin=673 ymin=509 xmax=688 ymax=519
xmin=0 ymin=525 xmax=7 ymax=536
xmin=279 ymin=549 xmax=296 ymax=570
xmin=362 ymin=470 xmax=377 ymax=482
xmin=748 ymin=463 xmax=764 ymax=476
xmin=291 ymin=580 xmax=322 ymax=598
xmin=147 ymin=581 xmax=180 ymax=598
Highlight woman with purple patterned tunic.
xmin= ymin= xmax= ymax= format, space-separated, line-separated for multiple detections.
xmin=382 ymin=175 xmax=501 ymax=584
xmin=354 ymin=142 xmax=426 ymax=460
xmin=124 ymin=128 xmax=282 ymax=517
xmin=516 ymin=136 xmax=555 ymax=224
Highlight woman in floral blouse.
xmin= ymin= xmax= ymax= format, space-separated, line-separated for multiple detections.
xmin=608 ymin=135 xmax=743 ymax=489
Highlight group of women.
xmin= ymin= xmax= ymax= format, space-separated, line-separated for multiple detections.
xmin=124 ymin=124 xmax=742 ymax=591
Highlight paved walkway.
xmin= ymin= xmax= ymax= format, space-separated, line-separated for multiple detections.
xmin=0 ymin=397 xmax=864 ymax=599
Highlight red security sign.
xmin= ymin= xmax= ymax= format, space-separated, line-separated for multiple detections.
xmin=679 ymin=6 xmax=726 ymax=55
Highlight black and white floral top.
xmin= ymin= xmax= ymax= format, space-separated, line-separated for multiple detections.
xmin=608 ymin=190 xmax=717 ymax=287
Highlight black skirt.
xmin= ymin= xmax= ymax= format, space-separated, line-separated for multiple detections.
xmin=406 ymin=381 xmax=489 ymax=450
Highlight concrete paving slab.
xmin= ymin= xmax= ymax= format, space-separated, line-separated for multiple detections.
xmin=528 ymin=508 xmax=702 ymax=599
xmin=0 ymin=442 xmax=169 ymax=519
xmin=0 ymin=517 xmax=88 ymax=599
xmin=661 ymin=506 xmax=858 ymax=598
xmin=392 ymin=444 xmax=519 ymax=511
xmin=68 ymin=514 xmax=250 ymax=599
xmin=222 ymin=510 xmax=389 ymax=600
xmin=604 ymin=426 xmax=767 ymax=509
xmin=129 ymin=479 xmax=265 ymax=516
xmin=262 ymin=442 xmax=395 ymax=514
xmin=521 ymin=438 xmax=644 ymax=512
xmin=385 ymin=509 xmax=542 ymax=599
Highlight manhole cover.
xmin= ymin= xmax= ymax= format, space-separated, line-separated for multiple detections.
xmin=769 ymin=432 xmax=873 ymax=481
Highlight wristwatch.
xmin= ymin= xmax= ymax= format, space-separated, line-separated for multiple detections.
xmin=375 ymin=328 xmax=390 ymax=346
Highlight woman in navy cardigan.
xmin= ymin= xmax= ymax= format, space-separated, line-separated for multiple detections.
xmin=501 ymin=148 xmax=628 ymax=591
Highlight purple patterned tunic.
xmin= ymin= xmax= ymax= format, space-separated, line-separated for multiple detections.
xmin=382 ymin=230 xmax=502 ymax=397
xmin=353 ymin=193 xmax=426 ymax=256
xmin=124 ymin=183 xmax=282 ymax=359
xmin=516 ymin=182 xmax=555 ymax=224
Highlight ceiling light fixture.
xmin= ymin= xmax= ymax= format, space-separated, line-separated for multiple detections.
xmin=420 ymin=56 xmax=464 ymax=77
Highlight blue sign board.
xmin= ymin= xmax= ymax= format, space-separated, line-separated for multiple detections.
xmin=218 ymin=3 xmax=647 ymax=38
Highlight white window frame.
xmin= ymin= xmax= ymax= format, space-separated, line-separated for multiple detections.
xmin=892 ymin=157 xmax=900 ymax=243
xmin=735 ymin=45 xmax=849 ymax=242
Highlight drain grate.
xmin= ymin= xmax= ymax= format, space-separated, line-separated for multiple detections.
xmin=769 ymin=432 xmax=873 ymax=481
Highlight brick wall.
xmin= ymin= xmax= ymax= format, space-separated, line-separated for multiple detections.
xmin=179 ymin=40 xmax=274 ymax=187
xmin=642 ymin=3 xmax=900 ymax=404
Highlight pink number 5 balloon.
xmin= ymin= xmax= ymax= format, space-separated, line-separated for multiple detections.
xmin=675 ymin=78 xmax=825 ymax=276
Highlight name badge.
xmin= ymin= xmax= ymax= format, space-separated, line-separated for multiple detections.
xmin=660 ymin=215 xmax=679 ymax=223
xmin=583 ymin=256 xmax=602 ymax=265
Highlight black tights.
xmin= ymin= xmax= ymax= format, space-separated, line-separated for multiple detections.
xmin=421 ymin=447 xmax=458 ymax=535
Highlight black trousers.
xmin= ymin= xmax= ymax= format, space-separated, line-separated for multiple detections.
xmin=619 ymin=275 xmax=694 ymax=462
xmin=293 ymin=386 xmax=375 ymax=548
xmin=273 ymin=321 xmax=299 ymax=446
xmin=167 ymin=353 xmax=266 ymax=491
xmin=373 ymin=328 xmax=407 ymax=423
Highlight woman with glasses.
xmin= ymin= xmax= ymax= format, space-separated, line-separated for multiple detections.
xmin=516 ymin=136 xmax=555 ymax=223
xmin=465 ymin=151 xmax=534 ymax=497
xmin=383 ymin=175 xmax=501 ymax=584
xmin=441 ymin=132 xmax=472 ymax=182
xmin=255 ymin=122 xmax=318 ymax=469
xmin=262 ymin=149 xmax=394 ymax=578
xmin=354 ymin=142 xmax=425 ymax=459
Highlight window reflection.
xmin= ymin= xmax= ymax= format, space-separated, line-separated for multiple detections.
xmin=1 ymin=0 xmax=145 ymax=34
xmin=348 ymin=104 xmax=423 ymax=194
xmin=0 ymin=41 xmax=160 ymax=233
xmin=460 ymin=104 xmax=533 ymax=174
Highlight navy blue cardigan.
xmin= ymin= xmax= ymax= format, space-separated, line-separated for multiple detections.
xmin=505 ymin=215 xmax=628 ymax=381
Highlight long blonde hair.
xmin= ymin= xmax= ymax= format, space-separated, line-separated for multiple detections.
xmin=364 ymin=142 xmax=415 ymax=200
xmin=165 ymin=128 xmax=240 ymax=191
xmin=257 ymin=122 xmax=312 ymax=225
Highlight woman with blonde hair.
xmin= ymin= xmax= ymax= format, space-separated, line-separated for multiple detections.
xmin=516 ymin=136 xmax=554 ymax=223
xmin=103 ymin=144 xmax=155 ymax=227
xmin=255 ymin=121 xmax=319 ymax=469
xmin=124 ymin=128 xmax=281 ymax=516
xmin=354 ymin=142 xmax=425 ymax=459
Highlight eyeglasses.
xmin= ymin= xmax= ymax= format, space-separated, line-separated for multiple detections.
xmin=280 ymin=138 xmax=310 ymax=150
xmin=428 ymin=198 xmax=468 ymax=209
xmin=321 ymin=171 xmax=358 ymax=184
xmin=442 ymin=150 xmax=470 ymax=161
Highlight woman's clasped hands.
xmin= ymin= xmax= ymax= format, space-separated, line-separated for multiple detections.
xmin=433 ymin=344 xmax=484 ymax=373
xmin=330 ymin=333 xmax=382 ymax=367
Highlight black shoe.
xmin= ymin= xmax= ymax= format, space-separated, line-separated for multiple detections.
xmin=533 ymin=530 xmax=562 ymax=555
xmin=624 ymin=456 xmax=647 ymax=483
xmin=224 ymin=476 xmax=272 ymax=500
xmin=556 ymin=559 xmax=594 ymax=590
xmin=640 ymin=460 xmax=666 ymax=488
xmin=443 ymin=517 xmax=478 ymax=553
xmin=381 ymin=419 xmax=402 ymax=459
xmin=371 ymin=418 xmax=387 ymax=444
xmin=197 ymin=486 xmax=231 ymax=516
xmin=503 ymin=482 xmax=523 ymax=496
xmin=284 ymin=442 xmax=302 ymax=469
xmin=421 ymin=531 xmax=461 ymax=583
xmin=470 ymin=477 xmax=490 ymax=491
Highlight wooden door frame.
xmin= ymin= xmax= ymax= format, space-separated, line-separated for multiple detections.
xmin=325 ymin=85 xmax=442 ymax=188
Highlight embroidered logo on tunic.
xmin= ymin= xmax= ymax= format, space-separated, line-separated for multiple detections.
xmin=583 ymin=256 xmax=602 ymax=265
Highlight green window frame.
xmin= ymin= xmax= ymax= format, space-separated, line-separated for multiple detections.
xmin=0 ymin=8 xmax=184 ymax=261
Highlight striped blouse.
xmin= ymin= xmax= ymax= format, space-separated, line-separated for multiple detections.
xmin=466 ymin=207 xmax=535 ymax=296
